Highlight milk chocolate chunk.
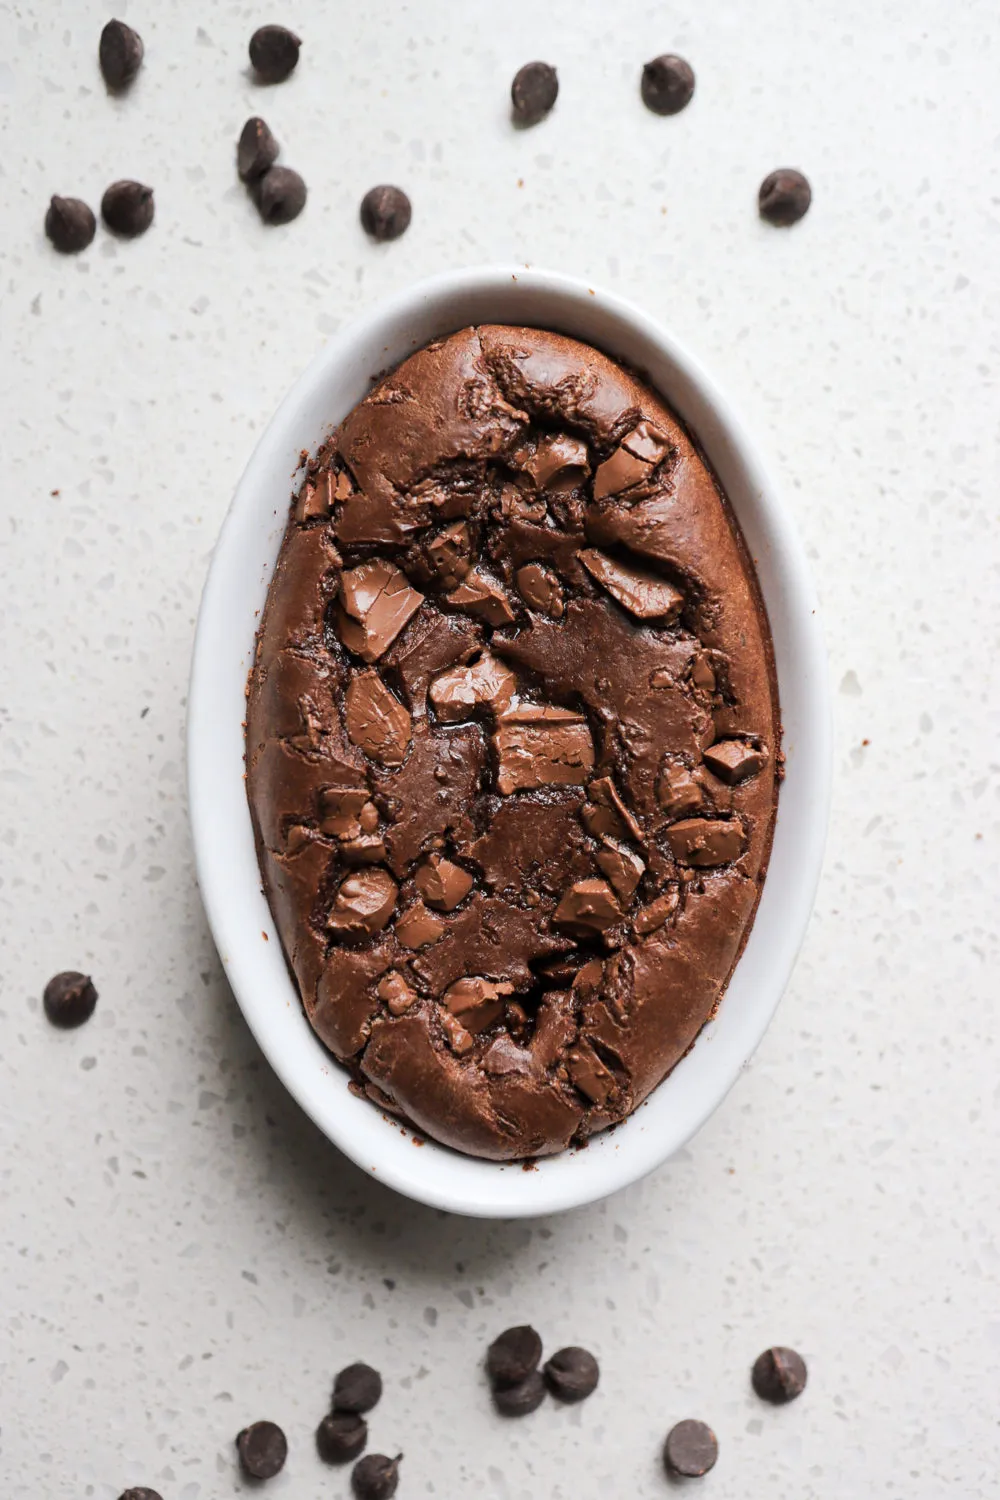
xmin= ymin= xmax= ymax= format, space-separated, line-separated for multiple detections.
xmin=595 ymin=839 xmax=645 ymax=903
xmin=446 ymin=567 xmax=515 ymax=626
xmin=296 ymin=468 xmax=335 ymax=522
xmin=634 ymin=887 xmax=679 ymax=936
xmin=345 ymin=671 xmax=411 ymax=766
xmin=579 ymin=548 xmax=684 ymax=622
xmin=424 ymin=521 xmax=472 ymax=590
xmin=515 ymin=433 xmax=590 ymax=490
xmin=621 ymin=421 xmax=672 ymax=465
xmin=554 ymin=878 xmax=621 ymax=935
xmin=494 ymin=705 xmax=595 ymax=794
xmin=582 ymin=775 xmax=642 ymax=841
xmin=566 ymin=1041 xmax=615 ymax=1105
xmin=702 ymin=738 xmax=766 ymax=785
xmin=248 ymin=324 xmax=779 ymax=1162
xmin=377 ymin=971 xmax=418 ymax=1015
xmin=666 ymin=818 xmax=746 ymax=867
xmin=515 ymin=562 xmax=564 ymax=617
xmin=414 ymin=854 xmax=474 ymax=910
xmin=429 ymin=651 xmax=516 ymax=722
xmin=444 ymin=976 xmax=510 ymax=1033
xmin=592 ymin=445 xmax=652 ymax=499
xmin=327 ymin=868 xmax=398 ymax=935
xmin=337 ymin=561 xmax=424 ymax=661
xmin=394 ymin=900 xmax=445 ymax=948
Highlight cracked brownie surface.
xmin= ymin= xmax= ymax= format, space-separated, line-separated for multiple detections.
xmin=246 ymin=325 xmax=779 ymax=1160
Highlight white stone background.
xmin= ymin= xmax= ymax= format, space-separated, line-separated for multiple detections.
xmin=1 ymin=0 xmax=998 ymax=1495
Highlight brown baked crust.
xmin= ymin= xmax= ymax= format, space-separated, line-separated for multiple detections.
xmin=246 ymin=325 xmax=779 ymax=1160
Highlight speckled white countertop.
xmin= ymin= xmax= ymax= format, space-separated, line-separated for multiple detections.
xmin=1 ymin=1 xmax=998 ymax=1496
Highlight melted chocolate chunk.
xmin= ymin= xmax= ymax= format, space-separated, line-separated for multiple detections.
xmin=247 ymin=325 xmax=779 ymax=1160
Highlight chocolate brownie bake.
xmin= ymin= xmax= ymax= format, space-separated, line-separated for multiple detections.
xmin=246 ymin=326 xmax=779 ymax=1160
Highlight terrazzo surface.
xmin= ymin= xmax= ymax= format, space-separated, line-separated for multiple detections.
xmin=1 ymin=1 xmax=998 ymax=1495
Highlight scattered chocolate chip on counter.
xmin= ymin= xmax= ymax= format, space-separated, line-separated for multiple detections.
xmin=117 ymin=1489 xmax=163 ymax=1500
xmin=511 ymin=61 xmax=559 ymax=125
xmin=758 ymin=168 xmax=812 ymax=226
xmin=316 ymin=1410 xmax=368 ymax=1463
xmin=99 ymin=18 xmax=144 ymax=90
xmin=360 ymin=185 xmax=412 ymax=241
xmin=494 ymin=1369 xmax=546 ymax=1416
xmin=751 ymin=1345 xmax=808 ymax=1403
xmin=333 ymin=1362 xmax=383 ymax=1414
xmin=255 ymin=165 xmax=307 ymax=224
xmin=249 ymin=24 xmax=301 ymax=83
xmin=236 ymin=1420 xmax=288 ymax=1480
xmin=487 ymin=1325 xmax=543 ymax=1387
xmin=641 ymin=53 xmax=695 ymax=115
xmin=101 ymin=180 xmax=155 ymax=237
xmin=238 ymin=116 xmax=280 ymax=182
xmin=43 ymin=971 xmax=98 ymax=1028
xmin=663 ymin=1419 xmax=718 ymax=1478
xmin=543 ymin=1346 xmax=600 ymax=1402
xmin=351 ymin=1452 xmax=402 ymax=1500
xmin=44 ymin=196 xmax=96 ymax=253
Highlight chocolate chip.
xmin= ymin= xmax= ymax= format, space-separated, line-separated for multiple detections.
xmin=43 ymin=971 xmax=98 ymax=1028
xmin=511 ymin=61 xmax=558 ymax=126
xmin=486 ymin=1324 xmax=542 ymax=1387
xmin=663 ymin=1419 xmax=718 ymax=1478
xmin=238 ymin=116 xmax=279 ymax=182
xmin=360 ymin=185 xmax=412 ymax=242
xmin=249 ymin=24 xmax=301 ymax=83
xmin=333 ymin=1362 xmax=383 ymax=1414
xmin=101 ymin=180 xmax=154 ymax=237
xmin=99 ymin=20 xmax=143 ymax=90
xmin=751 ymin=1346 xmax=808 ymax=1404
xmin=641 ymin=54 xmax=695 ymax=115
xmin=236 ymin=1420 xmax=288 ymax=1480
xmin=543 ymin=1346 xmax=599 ymax=1402
xmin=759 ymin=168 xmax=812 ymax=227
xmin=44 ymin=196 xmax=96 ymax=253
xmin=317 ymin=1410 xmax=368 ymax=1463
xmin=493 ymin=1369 xmax=546 ymax=1416
xmin=351 ymin=1453 xmax=401 ymax=1500
xmin=117 ymin=1490 xmax=162 ymax=1500
xmin=255 ymin=165 xmax=307 ymax=224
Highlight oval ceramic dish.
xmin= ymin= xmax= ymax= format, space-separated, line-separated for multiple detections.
xmin=187 ymin=266 xmax=831 ymax=1217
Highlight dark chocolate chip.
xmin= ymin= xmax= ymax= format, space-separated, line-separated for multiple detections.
xmin=486 ymin=1324 xmax=543 ymax=1387
xmin=101 ymin=180 xmax=154 ymax=237
xmin=351 ymin=1452 xmax=401 ymax=1500
xmin=663 ymin=1419 xmax=718 ymax=1478
xmin=117 ymin=1490 xmax=162 ymax=1500
xmin=758 ymin=169 xmax=811 ymax=227
xmin=543 ymin=1346 xmax=599 ymax=1402
xmin=238 ymin=116 xmax=279 ymax=182
xmin=511 ymin=61 xmax=558 ymax=126
xmin=255 ymin=165 xmax=307 ymax=224
xmin=43 ymin=971 xmax=98 ymax=1028
xmin=641 ymin=54 xmax=695 ymax=115
xmin=751 ymin=1346 xmax=808 ymax=1404
xmin=316 ymin=1410 xmax=368 ymax=1463
xmin=44 ymin=196 xmax=96 ymax=254
xmin=493 ymin=1369 xmax=546 ymax=1416
xmin=236 ymin=1420 xmax=288 ymax=1480
xmin=99 ymin=19 xmax=144 ymax=89
xmin=333 ymin=1361 xmax=383 ymax=1414
xmin=360 ymin=185 xmax=412 ymax=242
xmin=249 ymin=24 xmax=301 ymax=83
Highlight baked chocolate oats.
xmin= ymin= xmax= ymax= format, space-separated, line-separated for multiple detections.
xmin=246 ymin=325 xmax=778 ymax=1159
